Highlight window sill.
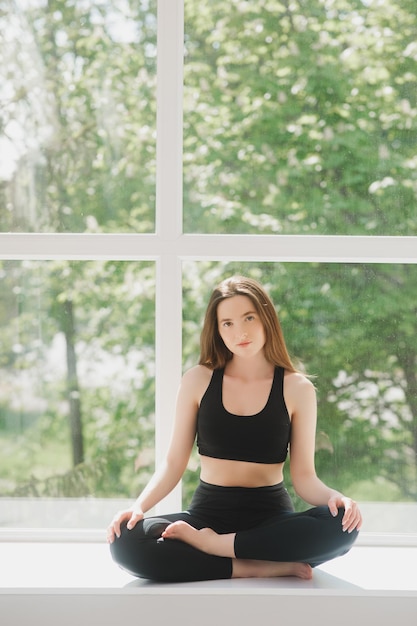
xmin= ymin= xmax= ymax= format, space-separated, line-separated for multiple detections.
xmin=1 ymin=541 xmax=416 ymax=626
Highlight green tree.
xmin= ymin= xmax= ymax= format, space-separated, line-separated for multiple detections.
xmin=0 ymin=0 xmax=156 ymax=232
xmin=183 ymin=0 xmax=417 ymax=235
xmin=0 ymin=0 xmax=158 ymax=497
xmin=0 ymin=260 xmax=156 ymax=498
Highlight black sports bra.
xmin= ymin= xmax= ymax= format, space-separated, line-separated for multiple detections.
xmin=196 ymin=367 xmax=291 ymax=464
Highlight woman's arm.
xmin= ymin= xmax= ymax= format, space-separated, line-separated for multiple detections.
xmin=286 ymin=373 xmax=362 ymax=533
xmin=107 ymin=366 xmax=209 ymax=542
xmin=134 ymin=367 xmax=203 ymax=512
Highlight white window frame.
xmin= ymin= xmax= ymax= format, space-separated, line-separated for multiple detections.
xmin=0 ymin=0 xmax=416 ymax=533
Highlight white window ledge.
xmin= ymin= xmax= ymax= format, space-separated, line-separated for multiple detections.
xmin=1 ymin=542 xmax=416 ymax=626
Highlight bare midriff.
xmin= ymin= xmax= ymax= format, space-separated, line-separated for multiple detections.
xmin=199 ymin=455 xmax=285 ymax=487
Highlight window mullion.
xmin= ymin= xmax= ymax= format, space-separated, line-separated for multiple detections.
xmin=154 ymin=0 xmax=184 ymax=513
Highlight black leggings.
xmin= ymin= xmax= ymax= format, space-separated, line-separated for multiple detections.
xmin=110 ymin=480 xmax=358 ymax=582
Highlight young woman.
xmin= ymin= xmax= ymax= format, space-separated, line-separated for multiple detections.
xmin=107 ymin=275 xmax=362 ymax=582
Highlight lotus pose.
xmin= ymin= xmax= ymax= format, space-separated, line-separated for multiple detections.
xmin=107 ymin=275 xmax=362 ymax=582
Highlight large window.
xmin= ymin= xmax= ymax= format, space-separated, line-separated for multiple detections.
xmin=0 ymin=0 xmax=416 ymax=536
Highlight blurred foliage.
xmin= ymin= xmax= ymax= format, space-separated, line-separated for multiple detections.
xmin=0 ymin=0 xmax=157 ymax=232
xmin=183 ymin=0 xmax=417 ymax=235
xmin=10 ymin=460 xmax=107 ymax=498
xmin=0 ymin=0 xmax=416 ymax=506
xmin=0 ymin=260 xmax=156 ymax=498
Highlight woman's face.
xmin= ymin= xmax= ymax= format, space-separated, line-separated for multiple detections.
xmin=217 ymin=295 xmax=266 ymax=358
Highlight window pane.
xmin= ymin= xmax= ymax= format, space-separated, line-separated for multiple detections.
xmin=0 ymin=0 xmax=156 ymax=233
xmin=0 ymin=260 xmax=155 ymax=528
xmin=182 ymin=261 xmax=417 ymax=533
xmin=183 ymin=0 xmax=417 ymax=235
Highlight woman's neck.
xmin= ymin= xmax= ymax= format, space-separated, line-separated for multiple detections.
xmin=225 ymin=354 xmax=274 ymax=380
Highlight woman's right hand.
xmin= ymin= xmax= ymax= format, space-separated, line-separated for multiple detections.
xmin=106 ymin=506 xmax=144 ymax=543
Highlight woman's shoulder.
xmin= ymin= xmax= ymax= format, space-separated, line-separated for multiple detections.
xmin=181 ymin=364 xmax=214 ymax=395
xmin=174 ymin=366 xmax=214 ymax=411
xmin=284 ymin=370 xmax=316 ymax=397
xmin=283 ymin=371 xmax=316 ymax=419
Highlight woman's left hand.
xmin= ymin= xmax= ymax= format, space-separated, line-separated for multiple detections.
xmin=328 ymin=494 xmax=362 ymax=533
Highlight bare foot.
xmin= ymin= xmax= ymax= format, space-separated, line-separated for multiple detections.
xmin=161 ymin=522 xmax=313 ymax=581
xmin=232 ymin=559 xmax=313 ymax=580
xmin=161 ymin=521 xmax=235 ymax=557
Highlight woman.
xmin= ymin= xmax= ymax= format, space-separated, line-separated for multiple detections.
xmin=107 ymin=275 xmax=362 ymax=582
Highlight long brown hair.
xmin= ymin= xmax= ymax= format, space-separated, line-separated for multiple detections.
xmin=199 ymin=275 xmax=298 ymax=371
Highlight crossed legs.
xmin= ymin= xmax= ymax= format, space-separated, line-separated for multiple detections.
xmin=162 ymin=522 xmax=313 ymax=579
xmin=110 ymin=506 xmax=357 ymax=582
xmin=162 ymin=506 xmax=358 ymax=580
